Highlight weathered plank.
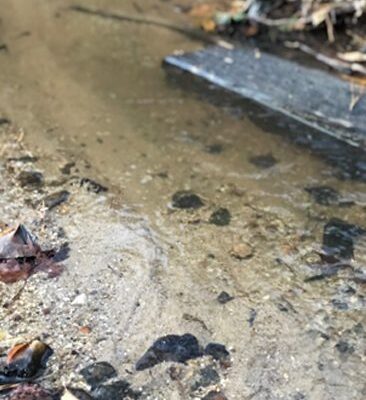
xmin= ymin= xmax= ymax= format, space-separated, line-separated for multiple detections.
xmin=164 ymin=46 xmax=366 ymax=180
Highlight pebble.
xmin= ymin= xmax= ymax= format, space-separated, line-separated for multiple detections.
xmin=205 ymin=343 xmax=230 ymax=363
xmin=171 ymin=191 xmax=204 ymax=209
xmin=72 ymin=294 xmax=87 ymax=306
xmin=191 ymin=365 xmax=220 ymax=391
xmin=335 ymin=340 xmax=354 ymax=355
xmin=42 ymin=190 xmax=70 ymax=210
xmin=217 ymin=291 xmax=234 ymax=304
xmin=209 ymin=208 xmax=231 ymax=226
xmin=17 ymin=170 xmax=44 ymax=188
xmin=80 ymin=362 xmax=117 ymax=388
xmin=92 ymin=380 xmax=135 ymax=400
xmin=230 ymin=243 xmax=253 ymax=260
xmin=249 ymin=153 xmax=277 ymax=169
xmin=206 ymin=143 xmax=224 ymax=154
xmin=80 ymin=178 xmax=108 ymax=194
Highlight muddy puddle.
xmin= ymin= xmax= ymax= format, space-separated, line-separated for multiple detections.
xmin=0 ymin=1 xmax=365 ymax=399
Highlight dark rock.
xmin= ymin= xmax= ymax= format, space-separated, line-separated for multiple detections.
xmin=172 ymin=191 xmax=204 ymax=209
xmin=217 ymin=291 xmax=234 ymax=304
xmin=0 ymin=44 xmax=8 ymax=52
xmin=335 ymin=340 xmax=354 ymax=354
xmin=248 ymin=308 xmax=257 ymax=327
xmin=60 ymin=162 xmax=75 ymax=175
xmin=135 ymin=333 xmax=203 ymax=371
xmin=202 ymin=391 xmax=228 ymax=400
xmin=0 ymin=118 xmax=10 ymax=125
xmin=209 ymin=208 xmax=231 ymax=226
xmin=92 ymin=380 xmax=133 ymax=400
xmin=191 ymin=365 xmax=220 ymax=391
xmin=305 ymin=186 xmax=340 ymax=206
xmin=80 ymin=362 xmax=117 ymax=388
xmin=331 ymin=299 xmax=349 ymax=311
xmin=204 ymin=343 xmax=230 ymax=363
xmin=42 ymin=190 xmax=70 ymax=210
xmin=17 ymin=171 xmax=44 ymax=188
xmin=322 ymin=218 xmax=366 ymax=260
xmin=80 ymin=178 xmax=108 ymax=194
xmin=249 ymin=153 xmax=277 ymax=169
xmin=206 ymin=143 xmax=223 ymax=154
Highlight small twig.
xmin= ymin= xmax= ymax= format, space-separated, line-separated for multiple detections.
xmin=69 ymin=4 xmax=222 ymax=46
xmin=284 ymin=41 xmax=366 ymax=75
xmin=5 ymin=280 xmax=28 ymax=311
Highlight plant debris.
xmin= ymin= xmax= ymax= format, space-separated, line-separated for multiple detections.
xmin=5 ymin=383 xmax=56 ymax=400
xmin=0 ymin=224 xmax=64 ymax=284
xmin=188 ymin=0 xmax=366 ymax=77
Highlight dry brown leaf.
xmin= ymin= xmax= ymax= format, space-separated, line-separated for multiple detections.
xmin=201 ymin=18 xmax=216 ymax=32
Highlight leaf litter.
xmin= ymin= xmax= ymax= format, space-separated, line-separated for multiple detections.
xmin=0 ymin=224 xmax=64 ymax=284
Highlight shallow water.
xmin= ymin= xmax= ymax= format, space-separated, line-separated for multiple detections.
xmin=0 ymin=1 xmax=365 ymax=399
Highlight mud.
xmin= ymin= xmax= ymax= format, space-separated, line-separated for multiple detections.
xmin=0 ymin=1 xmax=365 ymax=399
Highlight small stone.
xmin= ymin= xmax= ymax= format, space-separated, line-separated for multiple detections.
xmin=249 ymin=153 xmax=277 ymax=169
xmin=60 ymin=162 xmax=75 ymax=175
xmin=335 ymin=340 xmax=354 ymax=354
xmin=230 ymin=243 xmax=253 ymax=260
xmin=217 ymin=291 xmax=234 ymax=304
xmin=80 ymin=178 xmax=108 ymax=194
xmin=41 ymin=190 xmax=70 ymax=210
xmin=0 ymin=117 xmax=10 ymax=125
xmin=172 ymin=191 xmax=204 ymax=209
xmin=92 ymin=380 xmax=132 ymax=400
xmin=72 ymin=294 xmax=87 ymax=306
xmin=17 ymin=171 xmax=44 ymax=188
xmin=191 ymin=365 xmax=220 ymax=391
xmin=205 ymin=343 xmax=230 ymax=362
xmin=331 ymin=299 xmax=349 ymax=311
xmin=248 ymin=308 xmax=257 ymax=327
xmin=209 ymin=208 xmax=231 ymax=226
xmin=80 ymin=362 xmax=117 ymax=388
xmin=305 ymin=186 xmax=340 ymax=206
xmin=206 ymin=143 xmax=223 ymax=154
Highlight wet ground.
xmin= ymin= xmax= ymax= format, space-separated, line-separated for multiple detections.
xmin=0 ymin=1 xmax=365 ymax=399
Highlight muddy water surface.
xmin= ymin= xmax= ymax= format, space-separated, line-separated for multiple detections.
xmin=0 ymin=1 xmax=365 ymax=399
